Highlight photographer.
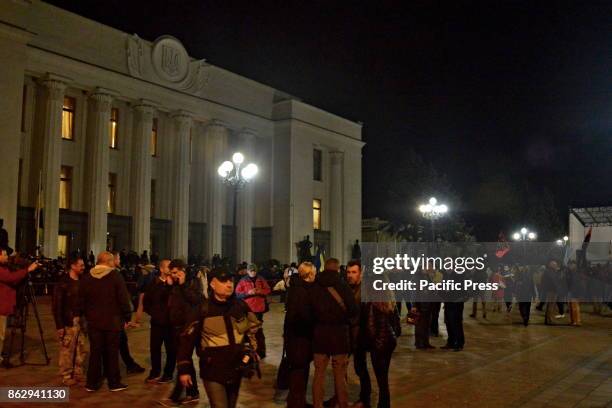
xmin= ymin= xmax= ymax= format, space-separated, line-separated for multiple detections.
xmin=160 ymin=259 xmax=204 ymax=406
xmin=0 ymin=248 xmax=39 ymax=368
xmin=52 ymin=256 xmax=86 ymax=385
xmin=143 ymin=259 xmax=175 ymax=384
xmin=177 ymin=267 xmax=261 ymax=408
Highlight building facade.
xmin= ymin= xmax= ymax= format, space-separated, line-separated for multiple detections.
xmin=0 ymin=1 xmax=363 ymax=264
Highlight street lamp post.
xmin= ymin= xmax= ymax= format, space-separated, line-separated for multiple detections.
xmin=512 ymin=226 xmax=537 ymax=258
xmin=218 ymin=152 xmax=258 ymax=268
xmin=418 ymin=197 xmax=448 ymax=241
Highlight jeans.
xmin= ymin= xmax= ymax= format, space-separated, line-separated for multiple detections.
xmin=313 ymin=353 xmax=349 ymax=408
xmin=354 ymin=347 xmax=393 ymax=408
xmin=203 ymin=380 xmax=241 ymax=408
xmin=150 ymin=323 xmax=176 ymax=378
xmin=87 ymin=328 xmax=121 ymax=387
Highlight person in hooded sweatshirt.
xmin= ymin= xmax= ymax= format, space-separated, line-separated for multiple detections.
xmin=310 ymin=258 xmax=357 ymax=408
xmin=79 ymin=251 xmax=132 ymax=392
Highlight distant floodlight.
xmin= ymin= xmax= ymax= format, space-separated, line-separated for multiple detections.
xmin=528 ymin=232 xmax=536 ymax=240
xmin=438 ymin=204 xmax=448 ymax=213
xmin=563 ymin=236 xmax=568 ymax=241
xmin=429 ymin=197 xmax=437 ymax=205
xmin=520 ymin=227 xmax=527 ymax=235
xmin=513 ymin=232 xmax=521 ymax=241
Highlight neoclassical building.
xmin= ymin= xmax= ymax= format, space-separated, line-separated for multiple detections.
xmin=0 ymin=1 xmax=363 ymax=264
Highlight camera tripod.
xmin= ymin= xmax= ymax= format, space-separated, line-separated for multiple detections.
xmin=3 ymin=279 xmax=50 ymax=368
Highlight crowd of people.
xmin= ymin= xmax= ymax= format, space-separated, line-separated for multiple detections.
xmin=1 ymin=242 xmax=612 ymax=408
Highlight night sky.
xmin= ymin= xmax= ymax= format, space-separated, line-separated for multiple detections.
xmin=47 ymin=0 xmax=612 ymax=239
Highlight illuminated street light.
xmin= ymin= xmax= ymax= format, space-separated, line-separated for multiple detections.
xmin=218 ymin=152 xmax=258 ymax=267
xmin=419 ymin=197 xmax=448 ymax=241
xmin=513 ymin=227 xmax=536 ymax=241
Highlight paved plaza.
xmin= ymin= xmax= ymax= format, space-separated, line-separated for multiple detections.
xmin=1 ymin=297 xmax=611 ymax=408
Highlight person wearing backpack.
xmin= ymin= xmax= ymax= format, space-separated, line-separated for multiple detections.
xmin=310 ymin=258 xmax=357 ymax=408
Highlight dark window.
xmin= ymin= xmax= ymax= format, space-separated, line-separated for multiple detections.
xmin=108 ymin=172 xmax=117 ymax=213
xmin=313 ymin=149 xmax=322 ymax=181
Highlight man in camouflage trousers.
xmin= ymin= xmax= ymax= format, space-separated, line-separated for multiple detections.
xmin=52 ymin=256 xmax=86 ymax=385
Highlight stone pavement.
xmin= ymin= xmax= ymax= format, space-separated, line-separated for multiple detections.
xmin=1 ymin=297 xmax=611 ymax=408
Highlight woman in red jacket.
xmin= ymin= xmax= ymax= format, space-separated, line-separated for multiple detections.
xmin=235 ymin=264 xmax=271 ymax=358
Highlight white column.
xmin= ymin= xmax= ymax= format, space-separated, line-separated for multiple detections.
xmin=204 ymin=120 xmax=228 ymax=259
xmin=330 ymin=151 xmax=344 ymax=261
xmin=237 ymin=129 xmax=256 ymax=264
xmin=39 ymin=75 xmax=67 ymax=258
xmin=87 ymin=89 xmax=115 ymax=255
xmin=171 ymin=111 xmax=192 ymax=259
xmin=0 ymin=23 xmax=31 ymax=251
xmin=130 ymin=102 xmax=155 ymax=254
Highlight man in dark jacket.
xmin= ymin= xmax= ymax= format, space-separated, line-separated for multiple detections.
xmin=79 ymin=251 xmax=132 ymax=392
xmin=177 ymin=267 xmax=260 ymax=408
xmin=52 ymin=256 xmax=85 ymax=385
xmin=310 ymin=258 xmax=357 ymax=408
xmin=515 ymin=266 xmax=536 ymax=326
xmin=284 ymin=261 xmax=317 ymax=408
xmin=442 ymin=270 xmax=467 ymax=352
xmin=112 ymin=251 xmax=145 ymax=375
xmin=163 ymin=259 xmax=203 ymax=406
xmin=143 ymin=259 xmax=175 ymax=384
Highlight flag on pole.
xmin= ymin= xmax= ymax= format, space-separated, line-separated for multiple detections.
xmin=313 ymin=244 xmax=325 ymax=272
xmin=577 ymin=226 xmax=593 ymax=269
xmin=495 ymin=231 xmax=511 ymax=258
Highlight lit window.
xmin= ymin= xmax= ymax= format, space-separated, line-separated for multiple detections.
xmin=58 ymin=234 xmax=69 ymax=258
xmin=151 ymin=118 xmax=158 ymax=157
xmin=59 ymin=166 xmax=72 ymax=209
xmin=313 ymin=149 xmax=322 ymax=181
xmin=313 ymin=199 xmax=321 ymax=230
xmin=108 ymin=172 xmax=117 ymax=213
xmin=62 ymin=97 xmax=75 ymax=140
xmin=150 ymin=179 xmax=156 ymax=216
xmin=109 ymin=108 xmax=119 ymax=148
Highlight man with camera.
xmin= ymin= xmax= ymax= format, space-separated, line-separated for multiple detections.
xmin=52 ymin=256 xmax=86 ymax=385
xmin=177 ymin=267 xmax=261 ymax=408
xmin=0 ymin=247 xmax=39 ymax=368
xmin=143 ymin=259 xmax=176 ymax=384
